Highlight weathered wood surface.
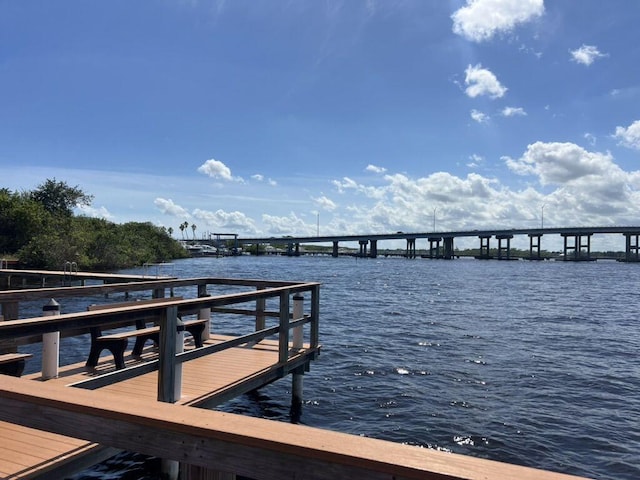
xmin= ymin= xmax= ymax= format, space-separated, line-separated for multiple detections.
xmin=0 ymin=376 xmax=590 ymax=480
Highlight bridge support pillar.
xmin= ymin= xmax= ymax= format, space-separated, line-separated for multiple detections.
xmin=561 ymin=233 xmax=593 ymax=261
xmin=370 ymin=240 xmax=378 ymax=259
xmin=443 ymin=237 xmax=455 ymax=259
xmin=358 ymin=240 xmax=368 ymax=258
xmin=428 ymin=237 xmax=442 ymax=258
xmin=476 ymin=235 xmax=492 ymax=259
xmin=406 ymin=238 xmax=416 ymax=259
xmin=332 ymin=241 xmax=339 ymax=258
xmin=528 ymin=234 xmax=543 ymax=260
xmin=496 ymin=235 xmax=513 ymax=260
xmin=623 ymin=233 xmax=640 ymax=262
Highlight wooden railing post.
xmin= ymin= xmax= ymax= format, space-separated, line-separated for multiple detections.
xmin=198 ymin=285 xmax=211 ymax=341
xmin=256 ymin=285 xmax=266 ymax=331
xmin=158 ymin=305 xmax=178 ymax=403
xmin=278 ymin=290 xmax=290 ymax=364
xmin=310 ymin=285 xmax=320 ymax=350
xmin=158 ymin=304 xmax=180 ymax=480
xmin=292 ymin=294 xmax=304 ymax=350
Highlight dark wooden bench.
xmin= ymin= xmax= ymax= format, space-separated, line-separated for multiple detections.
xmin=0 ymin=353 xmax=33 ymax=377
xmin=85 ymin=298 xmax=208 ymax=370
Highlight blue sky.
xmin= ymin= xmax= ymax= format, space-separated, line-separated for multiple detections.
xmin=2 ymin=0 xmax=640 ymax=249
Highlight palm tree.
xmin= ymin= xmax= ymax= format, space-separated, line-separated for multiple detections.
xmin=167 ymin=227 xmax=174 ymax=237
xmin=191 ymin=223 xmax=197 ymax=240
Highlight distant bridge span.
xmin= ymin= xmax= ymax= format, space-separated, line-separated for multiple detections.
xmin=234 ymin=226 xmax=640 ymax=261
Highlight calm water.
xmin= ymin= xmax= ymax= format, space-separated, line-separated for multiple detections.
xmin=22 ymin=256 xmax=640 ymax=479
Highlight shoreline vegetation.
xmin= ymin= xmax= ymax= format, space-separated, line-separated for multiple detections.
xmin=1 ymin=179 xmax=189 ymax=271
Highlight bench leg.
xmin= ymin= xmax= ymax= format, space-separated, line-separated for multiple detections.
xmin=0 ymin=359 xmax=26 ymax=377
xmin=186 ymin=323 xmax=206 ymax=348
xmin=132 ymin=333 xmax=160 ymax=356
xmin=86 ymin=339 xmax=128 ymax=369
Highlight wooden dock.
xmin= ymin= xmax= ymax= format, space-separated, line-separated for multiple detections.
xmin=2 ymin=333 xmax=317 ymax=479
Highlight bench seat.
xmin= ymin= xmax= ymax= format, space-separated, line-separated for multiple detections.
xmin=86 ymin=319 xmax=208 ymax=370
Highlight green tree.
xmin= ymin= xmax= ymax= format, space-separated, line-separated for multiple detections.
xmin=30 ymin=178 xmax=93 ymax=217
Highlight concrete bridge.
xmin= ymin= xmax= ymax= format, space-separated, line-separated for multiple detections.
xmin=233 ymin=226 xmax=640 ymax=261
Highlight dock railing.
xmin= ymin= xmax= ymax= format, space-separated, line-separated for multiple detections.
xmin=0 ymin=277 xmax=321 ymax=402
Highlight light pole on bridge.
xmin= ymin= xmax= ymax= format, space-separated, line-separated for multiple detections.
xmin=541 ymin=204 xmax=545 ymax=229
xmin=433 ymin=207 xmax=437 ymax=232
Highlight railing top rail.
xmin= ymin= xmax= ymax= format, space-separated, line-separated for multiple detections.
xmin=0 ymin=282 xmax=320 ymax=339
xmin=0 ymin=276 xmax=311 ymax=302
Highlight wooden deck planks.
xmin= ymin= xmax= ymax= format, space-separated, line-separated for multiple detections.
xmin=0 ymin=420 xmax=105 ymax=480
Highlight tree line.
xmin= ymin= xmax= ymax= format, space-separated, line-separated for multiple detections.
xmin=0 ymin=179 xmax=188 ymax=270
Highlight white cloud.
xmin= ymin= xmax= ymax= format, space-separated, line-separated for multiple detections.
xmin=467 ymin=154 xmax=485 ymax=168
xmin=251 ymin=173 xmax=278 ymax=186
xmin=77 ymin=204 xmax=114 ymax=220
xmin=504 ymin=141 xmax=615 ymax=186
xmin=613 ymin=120 xmax=640 ymax=150
xmin=192 ymin=208 xmax=257 ymax=232
xmin=471 ymin=109 xmax=490 ymax=123
xmin=464 ymin=64 xmax=507 ymax=99
xmin=452 ymin=0 xmax=544 ymax=43
xmin=501 ymin=106 xmax=527 ymax=117
xmin=313 ymin=195 xmax=337 ymax=211
xmin=584 ymin=132 xmax=596 ymax=146
xmin=197 ymin=159 xmax=243 ymax=182
xmin=262 ymin=212 xmax=315 ymax=236
xmin=154 ymin=198 xmax=191 ymax=218
xmin=366 ymin=164 xmax=387 ymax=174
xmin=570 ymin=44 xmax=608 ymax=66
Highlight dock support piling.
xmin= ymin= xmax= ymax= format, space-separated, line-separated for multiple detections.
xmin=291 ymin=294 xmax=304 ymax=419
xmin=42 ymin=298 xmax=60 ymax=380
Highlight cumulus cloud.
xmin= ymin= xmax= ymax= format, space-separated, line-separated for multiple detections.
xmin=471 ymin=109 xmax=490 ymax=123
xmin=262 ymin=212 xmax=315 ymax=236
xmin=464 ymin=64 xmax=507 ymax=99
xmin=197 ymin=159 xmax=243 ymax=182
xmin=77 ymin=204 xmax=114 ymax=220
xmin=501 ymin=106 xmax=527 ymax=117
xmin=192 ymin=208 xmax=257 ymax=232
xmin=504 ymin=141 xmax=615 ymax=186
xmin=154 ymin=198 xmax=191 ymax=217
xmin=332 ymin=176 xmax=385 ymax=199
xmin=366 ymin=164 xmax=387 ymax=174
xmin=452 ymin=0 xmax=544 ymax=43
xmin=613 ymin=120 xmax=640 ymax=150
xmin=313 ymin=195 xmax=337 ymax=211
xmin=570 ymin=44 xmax=608 ymax=66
